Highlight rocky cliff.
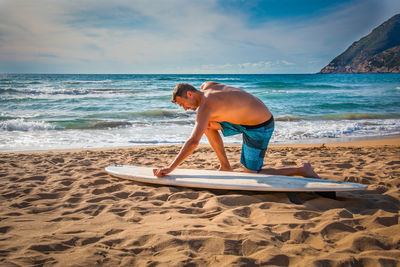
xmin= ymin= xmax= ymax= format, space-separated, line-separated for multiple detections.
xmin=319 ymin=14 xmax=400 ymax=73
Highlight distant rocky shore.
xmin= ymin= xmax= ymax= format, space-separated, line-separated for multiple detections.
xmin=319 ymin=14 xmax=400 ymax=74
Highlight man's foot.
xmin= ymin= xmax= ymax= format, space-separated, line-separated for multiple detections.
xmin=301 ymin=162 xmax=320 ymax=178
xmin=219 ymin=165 xmax=233 ymax=172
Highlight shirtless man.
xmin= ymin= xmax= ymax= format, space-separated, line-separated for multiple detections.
xmin=153 ymin=82 xmax=319 ymax=178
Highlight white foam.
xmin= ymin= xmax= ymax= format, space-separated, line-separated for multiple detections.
xmin=1 ymin=119 xmax=399 ymax=152
xmin=0 ymin=119 xmax=58 ymax=131
xmin=0 ymin=124 xmax=194 ymax=151
xmin=273 ymin=119 xmax=400 ymax=141
xmin=67 ymin=80 xmax=113 ymax=83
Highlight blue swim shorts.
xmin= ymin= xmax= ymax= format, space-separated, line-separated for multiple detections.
xmin=218 ymin=116 xmax=274 ymax=171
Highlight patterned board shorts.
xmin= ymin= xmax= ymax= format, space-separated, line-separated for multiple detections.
xmin=218 ymin=116 xmax=274 ymax=171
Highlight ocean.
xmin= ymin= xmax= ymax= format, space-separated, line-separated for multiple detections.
xmin=0 ymin=73 xmax=399 ymax=152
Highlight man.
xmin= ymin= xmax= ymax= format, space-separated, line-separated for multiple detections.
xmin=153 ymin=82 xmax=319 ymax=178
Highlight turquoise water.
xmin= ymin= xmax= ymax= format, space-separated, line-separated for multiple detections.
xmin=0 ymin=73 xmax=399 ymax=151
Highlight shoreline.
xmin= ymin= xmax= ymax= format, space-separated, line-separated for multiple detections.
xmin=2 ymin=136 xmax=399 ymax=154
xmin=271 ymin=136 xmax=400 ymax=148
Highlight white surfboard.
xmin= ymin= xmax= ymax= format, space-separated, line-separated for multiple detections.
xmin=105 ymin=165 xmax=367 ymax=192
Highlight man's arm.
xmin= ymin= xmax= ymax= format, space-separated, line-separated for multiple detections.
xmin=204 ymin=126 xmax=232 ymax=171
xmin=153 ymin=106 xmax=211 ymax=177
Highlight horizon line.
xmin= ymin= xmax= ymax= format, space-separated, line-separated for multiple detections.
xmin=3 ymin=72 xmax=398 ymax=75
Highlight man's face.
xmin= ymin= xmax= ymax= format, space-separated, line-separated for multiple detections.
xmin=176 ymin=92 xmax=198 ymax=111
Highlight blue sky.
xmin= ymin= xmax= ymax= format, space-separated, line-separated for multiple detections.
xmin=0 ymin=0 xmax=399 ymax=74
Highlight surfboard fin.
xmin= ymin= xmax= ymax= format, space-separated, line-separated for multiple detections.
xmin=316 ymin=192 xmax=337 ymax=200
xmin=287 ymin=193 xmax=302 ymax=205
xmin=287 ymin=192 xmax=337 ymax=204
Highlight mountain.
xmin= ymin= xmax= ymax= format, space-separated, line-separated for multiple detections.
xmin=319 ymin=14 xmax=400 ymax=73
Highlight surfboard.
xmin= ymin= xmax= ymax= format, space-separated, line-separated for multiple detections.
xmin=105 ymin=165 xmax=367 ymax=192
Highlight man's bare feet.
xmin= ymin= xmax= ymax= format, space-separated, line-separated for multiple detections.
xmin=301 ymin=162 xmax=320 ymax=178
xmin=219 ymin=165 xmax=233 ymax=172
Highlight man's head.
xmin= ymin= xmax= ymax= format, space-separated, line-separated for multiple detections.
xmin=171 ymin=83 xmax=200 ymax=111
xmin=171 ymin=83 xmax=197 ymax=103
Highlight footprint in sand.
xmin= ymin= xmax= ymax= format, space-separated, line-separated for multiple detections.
xmin=29 ymin=242 xmax=71 ymax=254
xmin=262 ymin=255 xmax=290 ymax=266
xmin=319 ymin=222 xmax=357 ymax=241
xmin=60 ymin=179 xmax=74 ymax=186
xmin=373 ymin=215 xmax=399 ymax=227
xmin=89 ymin=179 xmax=111 ymax=186
xmin=63 ymin=204 xmax=106 ymax=217
xmin=114 ymin=192 xmax=130 ymax=199
xmin=293 ymin=211 xmax=321 ymax=220
xmin=336 ymin=162 xmax=354 ymax=169
xmin=231 ymin=206 xmax=251 ymax=218
xmin=2 ymin=192 xmax=21 ymax=199
xmin=167 ymin=191 xmax=199 ymax=201
xmin=0 ymin=226 xmax=12 ymax=234
xmin=223 ymin=239 xmax=242 ymax=255
xmin=105 ymin=229 xmax=124 ymax=236
xmin=109 ymin=208 xmax=128 ymax=217
xmin=81 ymin=236 xmax=103 ymax=246
xmin=86 ymin=196 xmax=116 ymax=203
xmin=17 ymin=175 xmax=46 ymax=183
xmin=91 ymin=184 xmax=123 ymax=195
xmin=167 ymin=230 xmax=182 ymax=236
xmin=49 ymin=216 xmax=82 ymax=222
xmin=66 ymin=196 xmax=82 ymax=204
xmin=10 ymin=201 xmax=31 ymax=209
xmin=177 ymin=207 xmax=203 ymax=215
xmin=349 ymin=233 xmax=392 ymax=251
xmin=36 ymin=193 xmax=61 ymax=200
xmin=216 ymin=195 xmax=262 ymax=206
xmin=102 ymin=238 xmax=124 ymax=247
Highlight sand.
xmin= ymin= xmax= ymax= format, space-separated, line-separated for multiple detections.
xmin=0 ymin=138 xmax=399 ymax=266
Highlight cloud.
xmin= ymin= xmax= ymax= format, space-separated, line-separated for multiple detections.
xmin=62 ymin=4 xmax=150 ymax=30
xmin=0 ymin=0 xmax=399 ymax=73
xmin=281 ymin=60 xmax=295 ymax=66
xmin=194 ymin=60 xmax=296 ymax=74
xmin=0 ymin=0 xmax=234 ymax=72
xmin=36 ymin=53 xmax=59 ymax=59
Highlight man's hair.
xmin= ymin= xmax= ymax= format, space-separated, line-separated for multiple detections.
xmin=171 ymin=83 xmax=197 ymax=104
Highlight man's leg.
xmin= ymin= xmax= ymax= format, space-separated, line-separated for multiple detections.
xmin=243 ymin=162 xmax=320 ymax=178
xmin=204 ymin=126 xmax=232 ymax=171
xmin=240 ymin=123 xmax=319 ymax=178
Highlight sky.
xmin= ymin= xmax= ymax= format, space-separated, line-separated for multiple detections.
xmin=0 ymin=0 xmax=400 ymax=74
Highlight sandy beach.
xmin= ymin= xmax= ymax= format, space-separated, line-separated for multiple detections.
xmin=0 ymin=138 xmax=399 ymax=266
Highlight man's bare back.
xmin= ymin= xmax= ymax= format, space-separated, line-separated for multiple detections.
xmin=200 ymin=82 xmax=272 ymax=126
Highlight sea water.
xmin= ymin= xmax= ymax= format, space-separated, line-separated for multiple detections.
xmin=0 ymin=73 xmax=399 ymax=151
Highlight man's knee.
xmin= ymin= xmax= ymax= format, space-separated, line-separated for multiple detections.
xmin=205 ymin=124 xmax=222 ymax=137
xmin=207 ymin=122 xmax=222 ymax=131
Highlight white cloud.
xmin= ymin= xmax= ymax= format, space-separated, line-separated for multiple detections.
xmin=194 ymin=60 xmax=297 ymax=74
xmin=280 ymin=60 xmax=295 ymax=66
xmin=0 ymin=0 xmax=399 ymax=73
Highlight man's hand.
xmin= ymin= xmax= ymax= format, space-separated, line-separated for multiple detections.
xmin=153 ymin=167 xmax=172 ymax=178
